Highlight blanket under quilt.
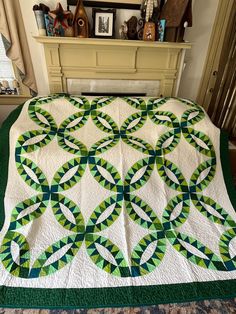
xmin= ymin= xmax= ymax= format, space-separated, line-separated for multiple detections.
xmin=0 ymin=95 xmax=235 ymax=309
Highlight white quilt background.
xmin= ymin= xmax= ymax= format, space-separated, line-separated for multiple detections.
xmin=0 ymin=96 xmax=236 ymax=289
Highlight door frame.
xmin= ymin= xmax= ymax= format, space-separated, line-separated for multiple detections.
xmin=197 ymin=0 xmax=234 ymax=110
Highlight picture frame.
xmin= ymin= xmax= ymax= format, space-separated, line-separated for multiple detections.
xmin=93 ymin=8 xmax=116 ymax=38
xmin=67 ymin=0 xmax=141 ymax=10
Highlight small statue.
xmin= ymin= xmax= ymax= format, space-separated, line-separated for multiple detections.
xmin=127 ymin=16 xmax=138 ymax=40
xmin=12 ymin=80 xmax=19 ymax=95
xmin=2 ymin=80 xmax=11 ymax=94
xmin=119 ymin=22 xmax=128 ymax=40
xmin=73 ymin=0 xmax=89 ymax=38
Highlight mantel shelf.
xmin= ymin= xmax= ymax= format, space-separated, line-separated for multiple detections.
xmin=34 ymin=36 xmax=192 ymax=49
xmin=35 ymin=35 xmax=191 ymax=97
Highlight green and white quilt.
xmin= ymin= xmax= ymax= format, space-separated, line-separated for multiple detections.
xmin=0 ymin=95 xmax=236 ymax=309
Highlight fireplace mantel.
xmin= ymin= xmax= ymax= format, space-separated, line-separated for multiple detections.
xmin=34 ymin=36 xmax=191 ymax=96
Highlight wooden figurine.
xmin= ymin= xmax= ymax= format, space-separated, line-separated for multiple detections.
xmin=126 ymin=16 xmax=138 ymax=40
xmin=73 ymin=0 xmax=89 ymax=38
xmin=160 ymin=0 xmax=192 ymax=42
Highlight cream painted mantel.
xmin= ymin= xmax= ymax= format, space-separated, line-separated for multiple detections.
xmin=34 ymin=36 xmax=191 ymax=97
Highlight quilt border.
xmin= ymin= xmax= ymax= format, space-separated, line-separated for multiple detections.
xmin=220 ymin=131 xmax=236 ymax=211
xmin=0 ymin=114 xmax=236 ymax=308
xmin=0 ymin=279 xmax=236 ymax=309
xmin=0 ymin=104 xmax=24 ymax=232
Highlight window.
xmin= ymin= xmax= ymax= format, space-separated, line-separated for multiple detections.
xmin=0 ymin=35 xmax=31 ymax=104
xmin=0 ymin=36 xmax=16 ymax=91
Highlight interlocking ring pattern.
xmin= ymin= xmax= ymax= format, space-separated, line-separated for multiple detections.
xmin=1 ymin=95 xmax=235 ymax=279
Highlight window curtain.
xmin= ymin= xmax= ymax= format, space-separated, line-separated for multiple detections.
xmin=0 ymin=0 xmax=37 ymax=94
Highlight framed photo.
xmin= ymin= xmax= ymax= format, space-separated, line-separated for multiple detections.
xmin=93 ymin=9 xmax=116 ymax=38
xmin=68 ymin=0 xmax=141 ymax=10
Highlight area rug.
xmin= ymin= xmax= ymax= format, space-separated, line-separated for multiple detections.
xmin=0 ymin=95 xmax=235 ymax=309
xmin=1 ymin=297 xmax=236 ymax=313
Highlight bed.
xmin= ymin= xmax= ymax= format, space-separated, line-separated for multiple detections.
xmin=0 ymin=94 xmax=236 ymax=312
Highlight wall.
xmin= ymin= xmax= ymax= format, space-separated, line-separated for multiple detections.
xmin=0 ymin=0 xmax=219 ymax=124
xmin=178 ymin=0 xmax=219 ymax=100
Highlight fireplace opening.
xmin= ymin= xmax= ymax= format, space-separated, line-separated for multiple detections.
xmin=67 ymin=79 xmax=160 ymax=97
xmin=81 ymin=92 xmax=146 ymax=97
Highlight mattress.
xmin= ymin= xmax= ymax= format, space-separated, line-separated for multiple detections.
xmin=0 ymin=95 xmax=235 ymax=309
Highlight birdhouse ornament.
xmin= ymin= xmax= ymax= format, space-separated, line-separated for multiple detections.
xmin=160 ymin=0 xmax=193 ymax=42
xmin=73 ymin=0 xmax=89 ymax=38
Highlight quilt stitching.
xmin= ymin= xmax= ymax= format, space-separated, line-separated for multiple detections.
xmin=1 ymin=95 xmax=236 ymax=280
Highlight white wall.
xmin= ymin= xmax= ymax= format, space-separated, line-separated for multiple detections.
xmin=0 ymin=0 xmax=219 ymax=125
xmin=19 ymin=0 xmax=69 ymax=96
xmin=178 ymin=0 xmax=219 ymax=100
